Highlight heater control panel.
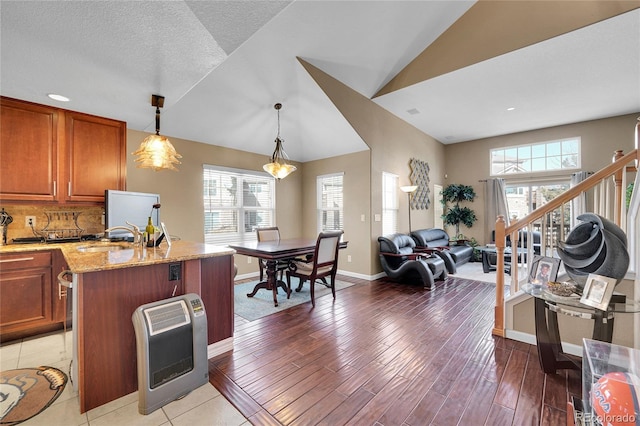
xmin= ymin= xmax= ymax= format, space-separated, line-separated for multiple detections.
xmin=190 ymin=298 xmax=205 ymax=316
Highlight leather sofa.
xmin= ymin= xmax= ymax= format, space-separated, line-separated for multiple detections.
xmin=378 ymin=233 xmax=447 ymax=289
xmin=410 ymin=228 xmax=474 ymax=272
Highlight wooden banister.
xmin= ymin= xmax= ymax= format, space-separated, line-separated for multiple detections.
xmin=504 ymin=149 xmax=637 ymax=235
xmin=493 ymin=215 xmax=506 ymax=337
xmin=493 ymin=148 xmax=638 ymax=336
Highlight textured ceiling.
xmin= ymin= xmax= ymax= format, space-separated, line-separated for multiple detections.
xmin=1 ymin=1 xmax=638 ymax=163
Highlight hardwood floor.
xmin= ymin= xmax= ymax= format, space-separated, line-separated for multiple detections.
xmin=209 ymin=274 xmax=582 ymax=425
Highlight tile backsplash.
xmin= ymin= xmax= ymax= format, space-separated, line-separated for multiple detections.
xmin=0 ymin=204 xmax=105 ymax=244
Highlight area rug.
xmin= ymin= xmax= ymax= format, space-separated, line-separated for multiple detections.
xmin=0 ymin=366 xmax=67 ymax=425
xmin=451 ymin=261 xmax=495 ymax=283
xmin=451 ymin=261 xmax=520 ymax=286
xmin=234 ymin=279 xmax=355 ymax=321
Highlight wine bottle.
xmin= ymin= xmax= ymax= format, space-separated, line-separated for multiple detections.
xmin=145 ymin=216 xmax=155 ymax=247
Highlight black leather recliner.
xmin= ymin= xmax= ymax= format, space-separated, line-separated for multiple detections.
xmin=410 ymin=228 xmax=474 ymax=272
xmin=378 ymin=233 xmax=447 ymax=289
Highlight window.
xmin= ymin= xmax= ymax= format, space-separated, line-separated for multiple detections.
xmin=506 ymin=181 xmax=571 ymax=243
xmin=506 ymin=182 xmax=570 ymax=221
xmin=491 ymin=138 xmax=580 ymax=175
xmin=382 ymin=172 xmax=398 ymax=235
xmin=203 ymin=165 xmax=275 ymax=245
xmin=317 ymin=173 xmax=343 ymax=232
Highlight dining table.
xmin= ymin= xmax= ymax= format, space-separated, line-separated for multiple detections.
xmin=229 ymin=237 xmax=348 ymax=307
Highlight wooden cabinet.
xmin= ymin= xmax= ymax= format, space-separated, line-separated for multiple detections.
xmin=0 ymin=250 xmax=69 ymax=342
xmin=75 ymin=253 xmax=234 ymax=413
xmin=0 ymin=250 xmax=63 ymax=341
xmin=77 ymin=262 xmax=185 ymax=411
xmin=65 ymin=111 xmax=126 ymax=203
xmin=0 ymin=98 xmax=60 ymax=202
xmin=0 ymin=97 xmax=126 ymax=204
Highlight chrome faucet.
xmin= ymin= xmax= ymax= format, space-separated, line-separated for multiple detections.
xmin=104 ymin=222 xmax=142 ymax=245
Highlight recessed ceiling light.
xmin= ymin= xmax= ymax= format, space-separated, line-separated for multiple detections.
xmin=47 ymin=93 xmax=70 ymax=102
xmin=507 ymin=107 xmax=516 ymax=111
xmin=407 ymin=108 xmax=420 ymax=115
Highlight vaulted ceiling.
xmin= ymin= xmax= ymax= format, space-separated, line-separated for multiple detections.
xmin=2 ymin=1 xmax=638 ymax=163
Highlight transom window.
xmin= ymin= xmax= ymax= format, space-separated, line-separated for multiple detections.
xmin=317 ymin=173 xmax=344 ymax=233
xmin=491 ymin=138 xmax=580 ymax=176
xmin=203 ymin=165 xmax=275 ymax=245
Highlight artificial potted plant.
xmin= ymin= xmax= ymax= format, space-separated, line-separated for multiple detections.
xmin=441 ymin=183 xmax=477 ymax=243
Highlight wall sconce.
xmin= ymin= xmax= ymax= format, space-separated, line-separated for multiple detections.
xmin=263 ymin=103 xmax=296 ymax=180
xmin=400 ymin=185 xmax=418 ymax=232
xmin=133 ymin=95 xmax=182 ymax=171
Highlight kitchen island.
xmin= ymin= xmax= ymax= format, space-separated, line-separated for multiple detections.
xmin=1 ymin=240 xmax=235 ymax=413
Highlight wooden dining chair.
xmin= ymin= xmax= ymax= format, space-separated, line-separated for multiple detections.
xmin=256 ymin=226 xmax=288 ymax=281
xmin=286 ymin=230 xmax=344 ymax=307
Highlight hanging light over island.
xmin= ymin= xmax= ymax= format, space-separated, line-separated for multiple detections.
xmin=133 ymin=94 xmax=182 ymax=172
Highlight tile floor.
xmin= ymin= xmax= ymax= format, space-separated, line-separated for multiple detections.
xmin=0 ymin=329 xmax=249 ymax=426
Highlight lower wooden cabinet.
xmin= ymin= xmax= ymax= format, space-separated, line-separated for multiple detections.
xmin=0 ymin=250 xmax=66 ymax=342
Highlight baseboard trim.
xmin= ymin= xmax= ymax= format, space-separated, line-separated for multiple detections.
xmin=208 ymin=337 xmax=234 ymax=359
xmin=338 ymin=269 xmax=382 ymax=281
xmin=235 ymin=272 xmax=259 ymax=281
xmin=505 ymin=329 xmax=583 ymax=357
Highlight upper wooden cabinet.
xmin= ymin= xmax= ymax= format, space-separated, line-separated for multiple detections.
xmin=65 ymin=111 xmax=126 ymax=202
xmin=0 ymin=98 xmax=59 ymax=202
xmin=0 ymin=97 xmax=126 ymax=204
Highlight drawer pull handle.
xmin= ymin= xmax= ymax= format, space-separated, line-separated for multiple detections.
xmin=0 ymin=257 xmax=35 ymax=263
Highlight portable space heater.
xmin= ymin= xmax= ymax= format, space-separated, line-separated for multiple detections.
xmin=132 ymin=293 xmax=209 ymax=415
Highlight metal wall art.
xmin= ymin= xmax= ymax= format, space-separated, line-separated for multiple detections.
xmin=409 ymin=158 xmax=430 ymax=210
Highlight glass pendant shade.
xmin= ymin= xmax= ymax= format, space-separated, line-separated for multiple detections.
xmin=263 ymin=137 xmax=296 ymax=180
xmin=263 ymin=103 xmax=296 ymax=180
xmin=133 ymin=94 xmax=182 ymax=171
xmin=133 ymin=134 xmax=182 ymax=171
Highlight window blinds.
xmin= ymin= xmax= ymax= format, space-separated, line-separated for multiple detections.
xmin=203 ymin=165 xmax=275 ymax=244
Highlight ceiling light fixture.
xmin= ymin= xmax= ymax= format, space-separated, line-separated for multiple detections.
xmin=133 ymin=95 xmax=182 ymax=172
xmin=263 ymin=103 xmax=296 ymax=180
xmin=507 ymin=107 xmax=516 ymax=111
xmin=47 ymin=93 xmax=70 ymax=102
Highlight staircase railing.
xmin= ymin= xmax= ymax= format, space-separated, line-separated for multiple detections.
xmin=492 ymin=148 xmax=639 ymax=337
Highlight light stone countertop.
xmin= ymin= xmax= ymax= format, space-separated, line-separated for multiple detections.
xmin=0 ymin=240 xmax=235 ymax=273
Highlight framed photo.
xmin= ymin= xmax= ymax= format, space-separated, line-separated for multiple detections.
xmin=580 ymin=274 xmax=616 ymax=310
xmin=529 ymin=255 xmax=560 ymax=285
xmin=161 ymin=222 xmax=171 ymax=248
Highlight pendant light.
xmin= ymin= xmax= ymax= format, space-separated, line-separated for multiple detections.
xmin=133 ymin=95 xmax=182 ymax=171
xmin=263 ymin=103 xmax=296 ymax=180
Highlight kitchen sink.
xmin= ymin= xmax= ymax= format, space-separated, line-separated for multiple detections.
xmin=76 ymin=244 xmax=128 ymax=253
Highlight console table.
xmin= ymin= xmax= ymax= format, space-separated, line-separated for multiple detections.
xmin=521 ymin=283 xmax=639 ymax=374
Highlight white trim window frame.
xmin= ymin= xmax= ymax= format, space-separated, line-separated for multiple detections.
xmin=490 ymin=137 xmax=581 ymax=176
xmin=203 ymin=165 xmax=276 ymax=245
xmin=317 ymin=172 xmax=344 ymax=233
xmin=382 ymin=172 xmax=399 ymax=236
